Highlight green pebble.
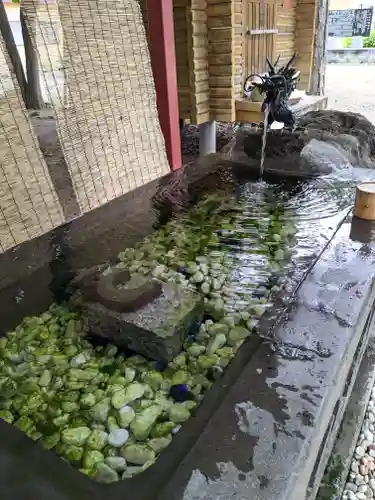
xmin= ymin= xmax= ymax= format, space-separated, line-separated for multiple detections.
xmin=105 ymin=456 xmax=127 ymax=472
xmin=38 ymin=369 xmax=52 ymax=387
xmin=83 ymin=450 xmax=105 ymax=470
xmin=168 ymin=404 xmax=191 ymax=423
xmin=86 ymin=429 xmax=109 ymax=451
xmin=121 ymin=444 xmax=155 ymax=465
xmin=187 ymin=344 xmax=206 ymax=357
xmin=186 ymin=262 xmax=199 ymax=274
xmin=246 ymin=319 xmax=259 ymax=330
xmin=190 ymin=271 xmax=204 ymax=284
xmin=198 ymin=355 xmax=219 ymax=370
xmin=61 ymin=401 xmax=79 ymax=413
xmin=142 ymin=371 xmax=164 ymax=390
xmin=171 ymin=370 xmax=188 ymax=386
xmin=117 ymin=405 xmax=136 ymax=428
xmin=63 ymin=445 xmax=83 ymax=463
xmin=207 ymin=323 xmax=229 ymax=336
xmin=148 ymin=436 xmax=172 ymax=453
xmin=62 ymin=427 xmax=91 ymax=446
xmin=80 ymin=393 xmax=96 ymax=408
xmin=130 ymin=405 xmax=162 ymax=441
xmin=206 ymin=334 xmax=227 ymax=356
xmin=172 ymin=354 xmax=186 ymax=367
xmin=90 ymin=398 xmax=111 ymax=423
xmin=227 ymin=326 xmax=250 ymax=346
xmin=43 ymin=432 xmax=61 ymax=450
xmin=151 ymin=421 xmax=175 ymax=438
xmin=95 ymin=463 xmax=119 ymax=483
xmin=111 ymin=389 xmax=127 ymax=410
xmin=0 ymin=410 xmax=14 ymax=424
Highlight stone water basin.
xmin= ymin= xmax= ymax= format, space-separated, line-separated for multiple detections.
xmin=0 ymin=159 xmax=373 ymax=500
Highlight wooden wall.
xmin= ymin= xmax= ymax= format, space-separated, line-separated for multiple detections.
xmin=295 ymin=0 xmax=317 ymax=91
xmin=234 ymin=0 xmax=296 ymax=99
xmin=140 ymin=0 xmax=314 ymax=124
xmin=191 ymin=0 xmax=210 ymax=124
xmin=276 ymin=0 xmax=296 ymax=66
xmin=206 ymin=0 xmax=236 ymax=122
xmin=174 ymin=0 xmax=193 ymax=119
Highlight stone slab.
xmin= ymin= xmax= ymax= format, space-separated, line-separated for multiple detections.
xmin=88 ymin=280 xmax=203 ymax=362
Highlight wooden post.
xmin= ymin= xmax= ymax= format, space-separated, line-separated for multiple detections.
xmin=354 ymin=183 xmax=375 ymax=220
xmin=146 ymin=0 xmax=182 ymax=171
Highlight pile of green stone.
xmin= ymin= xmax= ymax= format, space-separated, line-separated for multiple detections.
xmin=0 ymin=191 xmax=296 ymax=483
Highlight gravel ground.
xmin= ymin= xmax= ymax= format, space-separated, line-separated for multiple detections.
xmin=325 ymin=64 xmax=375 ymax=125
xmin=342 ymin=392 xmax=375 ymax=500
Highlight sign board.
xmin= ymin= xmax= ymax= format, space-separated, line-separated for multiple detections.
xmin=328 ymin=7 xmax=373 ymax=38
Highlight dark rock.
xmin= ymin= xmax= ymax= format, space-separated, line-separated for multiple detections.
xmin=298 ymin=109 xmax=375 ymax=157
xmin=152 ymin=110 xmax=375 ymax=214
xmin=228 ymin=109 xmax=375 ymax=178
xmin=87 ymin=280 xmax=204 ymax=363
xmin=169 ymin=385 xmax=196 ymax=402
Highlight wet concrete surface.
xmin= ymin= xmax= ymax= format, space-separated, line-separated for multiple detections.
xmin=158 ymin=220 xmax=375 ymax=500
xmin=0 ymin=167 xmax=375 ymax=498
xmin=0 ymin=217 xmax=374 ymax=500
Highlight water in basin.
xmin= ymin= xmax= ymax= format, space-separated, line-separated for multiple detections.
xmin=0 ymin=162 xmax=367 ymax=484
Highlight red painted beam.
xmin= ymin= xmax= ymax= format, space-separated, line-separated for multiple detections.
xmin=146 ymin=0 xmax=182 ymax=171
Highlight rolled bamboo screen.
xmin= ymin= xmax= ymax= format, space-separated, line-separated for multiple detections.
xmin=23 ymin=0 xmax=170 ymax=213
xmin=0 ymin=33 xmax=64 ymax=253
xmin=0 ymin=0 xmax=169 ymax=253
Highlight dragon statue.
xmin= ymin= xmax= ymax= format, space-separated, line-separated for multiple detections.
xmin=243 ymin=53 xmax=300 ymax=129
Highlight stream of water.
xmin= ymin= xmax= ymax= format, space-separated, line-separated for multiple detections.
xmin=259 ymin=104 xmax=270 ymax=180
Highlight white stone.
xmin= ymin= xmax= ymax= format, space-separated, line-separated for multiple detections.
xmin=369 ymin=450 xmax=375 ymax=459
xmin=352 ymin=461 xmax=360 ymax=472
xmin=347 ymin=482 xmax=358 ymax=493
xmin=365 ymin=431 xmax=374 ymax=443
xmin=108 ymin=429 xmax=129 ymax=448
xmin=358 ymin=447 xmax=367 ymax=457
xmin=369 ymin=412 xmax=375 ymax=423
xmin=369 ymin=478 xmax=375 ymax=491
xmin=347 ymin=493 xmax=356 ymax=500
xmin=359 ymin=484 xmax=369 ymax=493
xmin=356 ymin=493 xmax=367 ymax=499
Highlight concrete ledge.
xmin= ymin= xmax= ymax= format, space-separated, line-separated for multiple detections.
xmin=159 ymin=219 xmax=375 ymax=500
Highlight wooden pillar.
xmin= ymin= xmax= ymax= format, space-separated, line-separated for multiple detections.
xmin=295 ymin=0 xmax=318 ymax=93
xmin=146 ymin=0 xmax=182 ymax=171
